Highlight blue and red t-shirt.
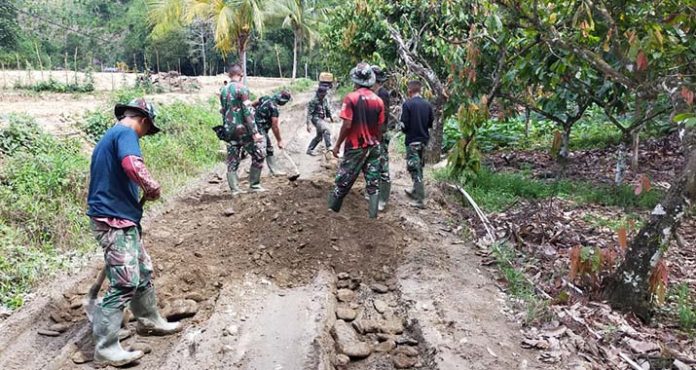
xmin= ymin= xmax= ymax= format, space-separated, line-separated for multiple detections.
xmin=87 ymin=124 xmax=143 ymax=224
xmin=339 ymin=88 xmax=385 ymax=150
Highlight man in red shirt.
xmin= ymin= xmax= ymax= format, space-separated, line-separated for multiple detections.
xmin=329 ymin=62 xmax=385 ymax=218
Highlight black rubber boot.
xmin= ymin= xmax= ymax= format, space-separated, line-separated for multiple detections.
xmin=328 ymin=192 xmax=344 ymax=212
xmin=378 ymin=181 xmax=391 ymax=211
xmin=368 ymin=193 xmax=379 ymax=219
xmin=409 ymin=181 xmax=425 ymax=209
xmin=248 ymin=166 xmax=266 ymax=192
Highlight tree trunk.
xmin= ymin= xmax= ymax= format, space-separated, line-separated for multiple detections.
xmin=291 ymin=30 xmax=298 ymax=80
xmin=631 ymin=129 xmax=641 ymax=170
xmin=615 ymin=142 xmax=627 ymax=185
xmin=559 ymin=123 xmax=572 ymax=163
xmin=603 ymin=128 xmax=695 ymax=320
xmin=387 ymin=25 xmax=448 ymax=164
xmin=200 ymin=32 xmax=207 ymax=76
xmin=425 ymin=97 xmax=445 ymax=163
xmin=275 ymin=45 xmax=283 ymax=78
xmin=524 ymin=107 xmax=531 ymax=137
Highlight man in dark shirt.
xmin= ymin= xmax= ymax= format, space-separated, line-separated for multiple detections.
xmin=401 ymin=80 xmax=434 ymax=208
xmin=370 ymin=66 xmax=393 ymax=212
xmin=329 ymin=62 xmax=385 ymax=218
xmin=87 ymin=98 xmax=181 ymax=367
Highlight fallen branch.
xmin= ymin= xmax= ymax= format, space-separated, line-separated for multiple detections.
xmin=619 ymin=352 xmax=644 ymax=370
xmin=447 ymin=183 xmax=495 ymax=242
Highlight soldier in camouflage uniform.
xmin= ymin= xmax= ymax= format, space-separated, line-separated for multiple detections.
xmin=370 ymin=66 xmax=393 ymax=211
xmin=254 ymin=91 xmax=292 ymax=176
xmin=306 ymin=86 xmax=334 ymax=155
xmin=220 ymin=64 xmax=266 ymax=194
xmin=87 ymin=98 xmax=180 ymax=367
xmin=329 ymin=63 xmax=385 ymax=219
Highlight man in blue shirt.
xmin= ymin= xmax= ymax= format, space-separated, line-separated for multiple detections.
xmin=87 ymin=98 xmax=180 ymax=367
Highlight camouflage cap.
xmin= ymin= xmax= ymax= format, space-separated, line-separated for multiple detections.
xmin=350 ymin=62 xmax=375 ymax=87
xmin=115 ymin=98 xmax=160 ymax=135
xmin=371 ymin=65 xmax=388 ymax=83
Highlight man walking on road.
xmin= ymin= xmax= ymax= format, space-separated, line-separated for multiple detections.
xmin=329 ymin=62 xmax=385 ymax=219
xmin=371 ymin=66 xmax=393 ymax=211
xmin=401 ymin=80 xmax=434 ymax=208
xmin=254 ymin=91 xmax=292 ymax=176
xmin=220 ymin=64 xmax=266 ymax=194
xmin=87 ymin=98 xmax=181 ymax=367
xmin=306 ymin=85 xmax=335 ymax=156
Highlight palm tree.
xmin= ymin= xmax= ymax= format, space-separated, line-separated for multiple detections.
xmin=265 ymin=0 xmax=321 ymax=80
xmin=147 ymin=0 xmax=265 ymax=79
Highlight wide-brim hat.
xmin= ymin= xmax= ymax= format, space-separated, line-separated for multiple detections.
xmin=371 ymin=66 xmax=388 ymax=83
xmin=350 ymin=63 xmax=376 ymax=87
xmin=115 ymin=98 xmax=160 ymax=135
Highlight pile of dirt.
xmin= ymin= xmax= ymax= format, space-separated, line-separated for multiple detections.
xmin=156 ymin=177 xmax=407 ymax=292
xmin=139 ymin=71 xmax=201 ymax=90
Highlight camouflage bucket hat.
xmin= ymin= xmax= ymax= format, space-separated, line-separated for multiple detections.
xmin=114 ymin=98 xmax=160 ymax=135
xmin=350 ymin=62 xmax=376 ymax=87
xmin=371 ymin=65 xmax=388 ymax=83
xmin=275 ymin=90 xmax=292 ymax=105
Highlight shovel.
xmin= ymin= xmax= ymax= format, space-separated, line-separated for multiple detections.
xmin=85 ymin=197 xmax=147 ymax=322
xmin=280 ymin=149 xmax=300 ymax=182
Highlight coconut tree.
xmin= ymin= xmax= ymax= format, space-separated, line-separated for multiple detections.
xmin=147 ymin=0 xmax=265 ymax=79
xmin=265 ymin=0 xmax=321 ymax=80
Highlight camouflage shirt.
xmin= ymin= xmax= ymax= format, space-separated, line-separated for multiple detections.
xmin=254 ymin=96 xmax=280 ymax=132
xmin=220 ymin=81 xmax=255 ymax=137
xmin=307 ymin=96 xmax=332 ymax=124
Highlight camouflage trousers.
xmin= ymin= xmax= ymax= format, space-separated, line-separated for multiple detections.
xmin=227 ymin=138 xmax=266 ymax=172
xmin=379 ymin=137 xmax=391 ymax=184
xmin=406 ymin=142 xmax=425 ymax=184
xmin=331 ymin=146 xmax=381 ymax=200
xmin=258 ymin=126 xmax=275 ymax=157
xmin=308 ymin=118 xmax=332 ymax=151
xmin=91 ymin=220 xmax=153 ymax=310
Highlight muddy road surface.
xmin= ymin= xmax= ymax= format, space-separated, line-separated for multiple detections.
xmin=0 ymin=89 xmax=544 ymax=369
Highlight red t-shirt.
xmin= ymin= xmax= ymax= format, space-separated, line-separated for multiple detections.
xmin=339 ymin=88 xmax=385 ymax=149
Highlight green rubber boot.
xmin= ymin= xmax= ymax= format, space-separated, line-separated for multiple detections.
xmin=227 ymin=172 xmax=245 ymax=196
xmin=409 ymin=181 xmax=425 ymax=209
xmin=266 ymin=155 xmax=287 ymax=176
xmin=93 ymin=306 xmax=144 ymax=367
xmin=328 ymin=192 xmax=344 ymax=212
xmin=368 ymin=193 xmax=379 ymax=219
xmin=378 ymin=181 xmax=391 ymax=211
xmin=130 ymin=287 xmax=182 ymax=336
xmin=249 ymin=166 xmax=266 ymax=192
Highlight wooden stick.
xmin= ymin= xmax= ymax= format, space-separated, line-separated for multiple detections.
xmin=34 ymin=42 xmax=44 ymax=80
xmin=73 ymin=47 xmax=78 ymax=85
xmin=619 ymin=352 xmax=643 ymax=370
xmin=64 ymin=52 xmax=69 ymax=85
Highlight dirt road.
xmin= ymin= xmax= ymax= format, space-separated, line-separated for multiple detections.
xmin=0 ymin=86 xmax=545 ymax=369
xmin=0 ymin=72 xmax=289 ymax=136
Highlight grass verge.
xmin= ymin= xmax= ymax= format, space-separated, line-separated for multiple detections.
xmin=0 ymin=92 xmax=222 ymax=310
xmin=491 ymin=241 xmax=551 ymax=325
xmin=438 ymin=167 xmax=662 ymax=212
